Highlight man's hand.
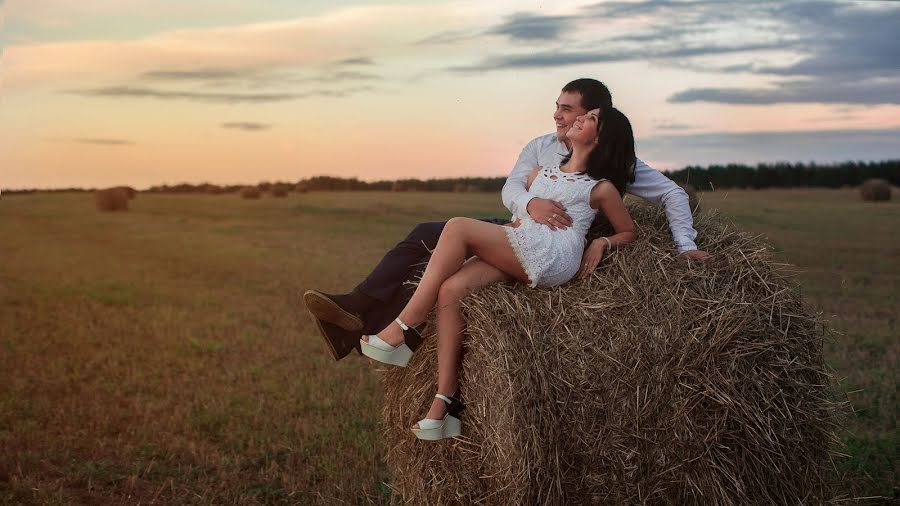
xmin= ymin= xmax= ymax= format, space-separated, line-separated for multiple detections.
xmin=526 ymin=197 xmax=572 ymax=230
xmin=576 ymin=239 xmax=607 ymax=279
xmin=680 ymin=250 xmax=713 ymax=263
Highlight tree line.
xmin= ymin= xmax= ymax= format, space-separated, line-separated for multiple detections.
xmin=5 ymin=159 xmax=896 ymax=194
xmin=665 ymin=160 xmax=898 ymax=191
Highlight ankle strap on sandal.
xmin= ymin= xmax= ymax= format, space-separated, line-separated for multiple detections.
xmin=435 ymin=393 xmax=466 ymax=417
xmin=394 ymin=318 xmax=409 ymax=330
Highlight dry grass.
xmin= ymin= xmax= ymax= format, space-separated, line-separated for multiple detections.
xmin=382 ymin=204 xmax=839 ymax=504
xmin=0 ymin=189 xmax=896 ymax=504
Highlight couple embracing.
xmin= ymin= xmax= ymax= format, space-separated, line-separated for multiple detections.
xmin=304 ymin=78 xmax=711 ymax=441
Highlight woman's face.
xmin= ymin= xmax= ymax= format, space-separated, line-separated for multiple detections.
xmin=566 ymin=108 xmax=601 ymax=146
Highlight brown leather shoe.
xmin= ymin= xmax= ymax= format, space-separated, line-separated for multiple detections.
xmin=308 ymin=312 xmax=362 ymax=360
xmin=303 ymin=290 xmax=364 ymax=331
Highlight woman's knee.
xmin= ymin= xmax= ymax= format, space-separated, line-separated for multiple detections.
xmin=443 ymin=217 xmax=476 ymax=237
xmin=437 ymin=278 xmax=466 ymax=305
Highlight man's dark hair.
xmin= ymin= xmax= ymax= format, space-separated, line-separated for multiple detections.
xmin=561 ymin=78 xmax=612 ymax=113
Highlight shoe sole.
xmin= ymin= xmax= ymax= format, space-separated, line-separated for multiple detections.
xmin=303 ymin=290 xmax=364 ymax=331
xmin=359 ymin=339 xmax=413 ymax=367
xmin=309 ymin=313 xmax=357 ymax=361
xmin=412 ymin=416 xmax=462 ymax=440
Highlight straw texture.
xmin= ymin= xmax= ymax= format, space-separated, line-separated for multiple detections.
xmin=380 ymin=203 xmax=839 ymax=505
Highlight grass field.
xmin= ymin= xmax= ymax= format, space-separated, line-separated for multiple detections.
xmin=1 ymin=189 xmax=897 ymax=504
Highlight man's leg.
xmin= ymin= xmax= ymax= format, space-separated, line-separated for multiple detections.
xmin=363 ymin=218 xmax=527 ymax=348
xmin=360 ymin=218 xmax=509 ymax=335
xmin=305 ymin=218 xmax=510 ymax=361
xmin=354 ymin=221 xmax=448 ymax=304
xmin=304 ymin=221 xmax=447 ymax=361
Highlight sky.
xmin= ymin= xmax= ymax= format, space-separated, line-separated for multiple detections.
xmin=2 ymin=0 xmax=899 ymax=190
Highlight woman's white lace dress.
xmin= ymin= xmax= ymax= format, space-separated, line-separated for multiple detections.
xmin=505 ymin=164 xmax=605 ymax=288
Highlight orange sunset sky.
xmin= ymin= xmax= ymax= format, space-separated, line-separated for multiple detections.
xmin=2 ymin=0 xmax=899 ymax=190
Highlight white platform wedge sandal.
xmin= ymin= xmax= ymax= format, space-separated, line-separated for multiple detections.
xmin=411 ymin=393 xmax=465 ymax=441
xmin=360 ymin=317 xmax=424 ymax=367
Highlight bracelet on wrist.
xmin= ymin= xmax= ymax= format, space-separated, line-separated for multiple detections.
xmin=601 ymin=236 xmax=612 ymax=250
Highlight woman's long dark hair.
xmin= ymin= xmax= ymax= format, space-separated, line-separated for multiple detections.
xmin=563 ymin=107 xmax=636 ymax=196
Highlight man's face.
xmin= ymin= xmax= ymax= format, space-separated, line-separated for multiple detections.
xmin=553 ymin=91 xmax=588 ymax=143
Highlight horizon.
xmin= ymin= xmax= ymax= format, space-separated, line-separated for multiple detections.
xmin=2 ymin=0 xmax=899 ymax=190
xmin=5 ymin=157 xmax=900 ymax=193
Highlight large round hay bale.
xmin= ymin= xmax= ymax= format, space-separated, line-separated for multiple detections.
xmin=381 ymin=204 xmax=839 ymax=505
xmin=678 ymin=183 xmax=700 ymax=213
xmin=860 ymin=178 xmax=891 ymax=201
xmin=241 ymin=186 xmax=261 ymax=199
xmin=294 ymin=182 xmax=310 ymax=194
xmin=392 ymin=181 xmax=408 ymax=192
xmin=94 ymin=187 xmax=130 ymax=211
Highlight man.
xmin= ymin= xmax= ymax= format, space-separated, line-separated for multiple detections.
xmin=304 ymin=78 xmax=711 ymax=360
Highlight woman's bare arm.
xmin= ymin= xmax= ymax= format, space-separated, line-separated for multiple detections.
xmin=576 ymin=181 xmax=637 ymax=279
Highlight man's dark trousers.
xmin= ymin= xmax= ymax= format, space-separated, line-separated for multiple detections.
xmin=355 ymin=218 xmax=511 ymax=335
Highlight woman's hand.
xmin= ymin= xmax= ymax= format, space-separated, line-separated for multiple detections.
xmin=576 ymin=238 xmax=608 ymax=279
xmin=526 ymin=197 xmax=572 ymax=230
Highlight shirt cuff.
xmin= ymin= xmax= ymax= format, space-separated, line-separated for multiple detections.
xmin=514 ymin=193 xmax=535 ymax=221
xmin=674 ymin=238 xmax=698 ymax=255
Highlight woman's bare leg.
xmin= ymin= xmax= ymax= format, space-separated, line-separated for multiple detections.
xmin=363 ymin=218 xmax=527 ymax=346
xmin=414 ymin=258 xmax=512 ymax=424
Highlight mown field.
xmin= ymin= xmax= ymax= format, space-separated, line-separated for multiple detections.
xmin=1 ymin=189 xmax=896 ymax=504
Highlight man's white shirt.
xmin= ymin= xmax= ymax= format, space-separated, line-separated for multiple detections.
xmin=500 ymin=133 xmax=699 ymax=253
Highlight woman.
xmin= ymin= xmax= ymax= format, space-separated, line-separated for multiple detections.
xmin=362 ymin=107 xmax=637 ymax=440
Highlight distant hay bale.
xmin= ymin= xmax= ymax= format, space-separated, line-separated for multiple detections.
xmin=294 ymin=183 xmax=310 ymax=194
xmin=271 ymin=185 xmax=289 ymax=197
xmin=392 ymin=181 xmax=408 ymax=192
xmin=678 ymin=183 xmax=700 ymax=213
xmin=94 ymin=187 xmax=130 ymax=211
xmin=453 ymin=183 xmax=467 ymax=193
xmin=382 ymin=204 xmax=839 ymax=505
xmin=111 ymin=186 xmax=137 ymax=199
xmin=240 ymin=187 xmax=261 ymax=199
xmin=860 ymin=178 xmax=891 ymax=201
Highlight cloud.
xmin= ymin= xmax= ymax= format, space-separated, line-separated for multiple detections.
xmin=313 ymin=70 xmax=381 ymax=83
xmin=654 ymin=121 xmax=694 ymax=131
xmin=72 ymin=137 xmax=135 ymax=146
xmin=581 ymin=0 xmax=726 ymax=18
xmin=669 ymin=78 xmax=900 ymax=105
xmin=67 ymin=85 xmax=300 ymax=103
xmin=4 ymin=4 xmax=454 ymax=90
xmin=221 ymin=122 xmax=271 ymax=131
xmin=639 ymin=127 xmax=900 ymax=168
xmin=448 ymin=42 xmax=780 ymax=72
xmin=333 ymin=57 xmax=374 ymax=66
xmin=438 ymin=1 xmax=899 ymax=107
xmin=140 ymin=68 xmax=253 ymax=81
xmin=485 ymin=12 xmax=574 ymax=41
xmin=414 ymin=28 xmax=476 ymax=46
xmin=662 ymin=1 xmax=900 ymax=105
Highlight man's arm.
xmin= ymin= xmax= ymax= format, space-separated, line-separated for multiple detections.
xmin=501 ymin=136 xmax=573 ymax=229
xmin=627 ymin=158 xmax=699 ymax=254
xmin=500 ymin=138 xmax=542 ymax=219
